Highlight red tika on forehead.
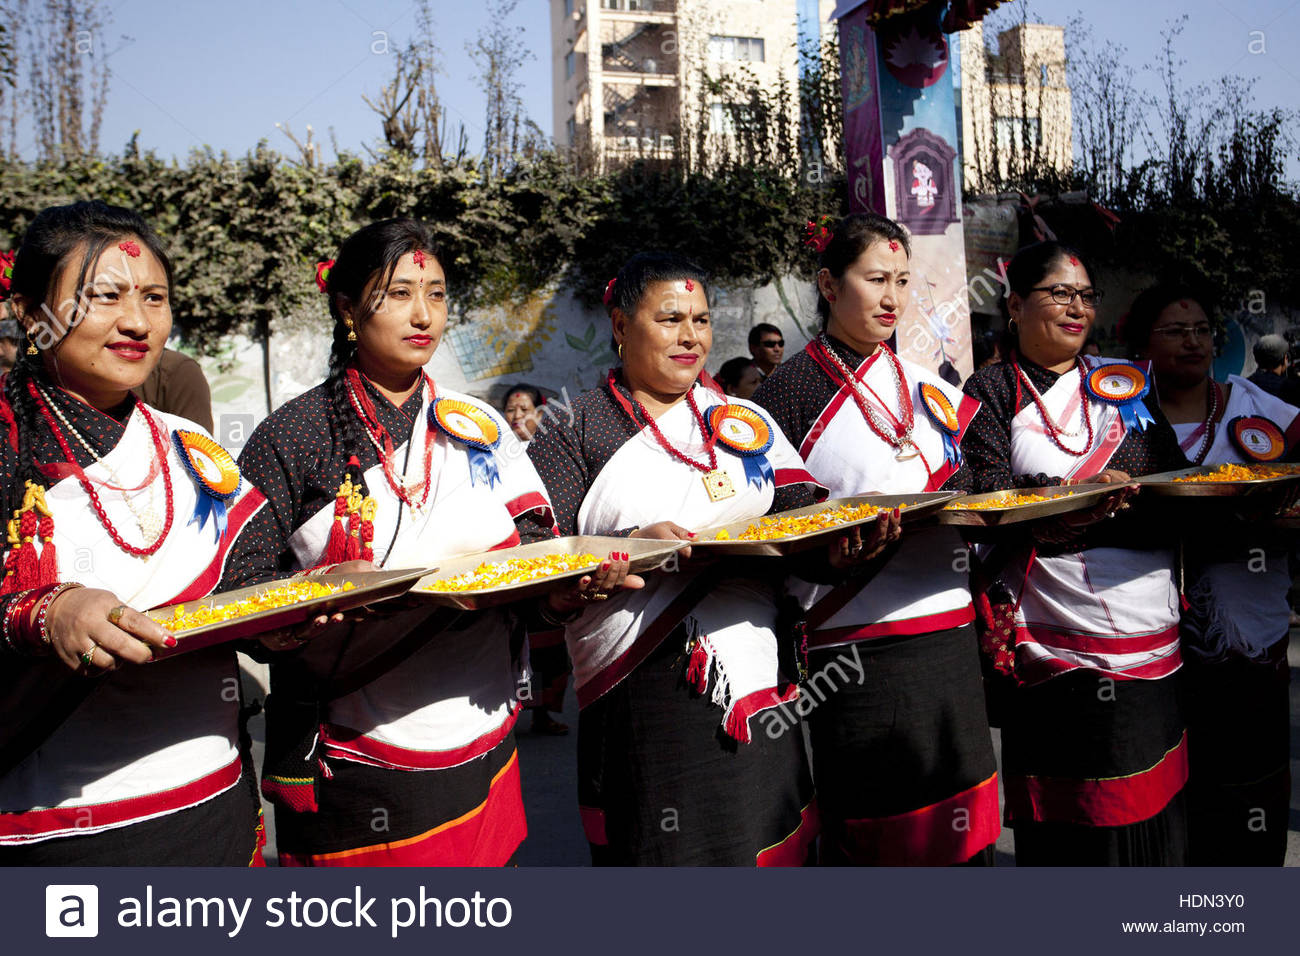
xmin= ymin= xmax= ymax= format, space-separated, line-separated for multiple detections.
xmin=412 ymin=249 xmax=427 ymax=269
xmin=118 ymin=240 xmax=141 ymax=258
xmin=1068 ymin=256 xmax=1079 ymax=267
xmin=684 ymin=279 xmax=695 ymax=292
xmin=889 ymin=240 xmax=900 ymax=252
xmin=1179 ymin=299 xmax=1190 ymax=309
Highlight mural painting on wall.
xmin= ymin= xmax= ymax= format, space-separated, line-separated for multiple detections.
xmin=446 ymin=293 xmax=558 ymax=381
xmin=879 ymin=17 xmax=949 ymax=88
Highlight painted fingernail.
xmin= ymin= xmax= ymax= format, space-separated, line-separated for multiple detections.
xmin=620 ymin=552 xmax=629 ymax=561
xmin=601 ymin=562 xmax=610 ymax=571
xmin=164 ymin=636 xmax=177 ymax=648
xmin=687 ymin=532 xmax=697 ymax=538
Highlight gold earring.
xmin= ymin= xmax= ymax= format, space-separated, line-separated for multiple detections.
xmin=344 ymin=318 xmax=357 ymax=343
xmin=617 ymin=342 xmax=623 ymax=360
xmin=25 ymin=329 xmax=37 ymax=355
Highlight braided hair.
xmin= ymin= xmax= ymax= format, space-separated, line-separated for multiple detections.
xmin=319 ymin=218 xmax=443 ymax=498
xmin=1 ymin=200 xmax=172 ymax=539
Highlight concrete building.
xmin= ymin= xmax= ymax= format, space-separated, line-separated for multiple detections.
xmin=550 ymin=0 xmax=835 ymax=168
xmin=957 ymin=21 xmax=1072 ymax=191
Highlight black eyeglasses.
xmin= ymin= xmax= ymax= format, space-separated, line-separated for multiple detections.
xmin=760 ymin=339 xmax=784 ymax=348
xmin=1030 ymin=285 xmax=1102 ymax=308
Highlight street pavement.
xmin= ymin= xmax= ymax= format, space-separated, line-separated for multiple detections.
xmin=243 ymin=636 xmax=1300 ymax=866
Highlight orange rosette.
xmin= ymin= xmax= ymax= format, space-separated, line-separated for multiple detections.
xmin=707 ymin=403 xmax=774 ymax=490
xmin=171 ymin=429 xmax=242 ymax=540
xmin=1229 ymin=416 xmax=1286 ymax=462
xmin=429 ymin=397 xmax=502 ymax=487
xmin=919 ymin=383 xmax=961 ymax=465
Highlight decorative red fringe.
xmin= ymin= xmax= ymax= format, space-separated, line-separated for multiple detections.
xmin=724 ymin=704 xmax=753 ymax=744
xmin=36 ymin=513 xmax=57 ymax=587
xmin=685 ymin=638 xmax=711 ymax=693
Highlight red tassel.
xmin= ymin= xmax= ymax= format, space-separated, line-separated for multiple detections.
xmin=323 ymin=495 xmax=348 ymax=565
xmin=724 ymin=704 xmax=753 ymax=744
xmin=345 ymin=507 xmax=360 ymax=561
xmin=358 ymin=519 xmax=374 ymax=562
xmin=13 ymin=510 xmax=38 ymax=590
xmin=685 ymin=638 xmax=711 ymax=692
xmin=36 ymin=513 xmax=57 ymax=587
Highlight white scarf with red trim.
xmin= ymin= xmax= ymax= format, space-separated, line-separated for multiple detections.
xmin=284 ymin=384 xmax=555 ymax=767
xmin=1 ymin=405 xmax=258 ymax=844
xmin=568 ymin=382 xmax=814 ymax=742
xmin=788 ymin=345 xmax=978 ymax=643
xmin=1176 ymin=376 xmax=1299 ymax=658
xmin=1007 ymin=357 xmax=1180 ymax=682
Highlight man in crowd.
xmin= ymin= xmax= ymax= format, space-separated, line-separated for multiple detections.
xmin=1247 ymin=333 xmax=1300 ymax=407
xmin=748 ymin=323 xmax=785 ymax=378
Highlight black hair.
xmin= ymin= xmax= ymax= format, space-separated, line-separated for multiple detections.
xmin=748 ymin=323 xmax=781 ymax=348
xmin=1004 ymin=240 xmax=1094 ymax=305
xmin=605 ymin=251 xmax=708 ymax=319
xmin=2 ymin=200 xmax=172 ymax=532
xmin=502 ymin=383 xmax=544 ymax=410
xmin=813 ymin=213 xmax=911 ymax=326
xmin=321 ymin=218 xmax=443 ymax=497
xmin=1121 ymin=283 xmax=1207 ymax=359
xmin=716 ymin=356 xmax=757 ymax=392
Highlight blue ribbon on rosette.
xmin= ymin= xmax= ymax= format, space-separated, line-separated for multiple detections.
xmin=429 ymin=398 xmax=502 ymax=489
xmin=706 ymin=404 xmax=775 ymax=490
xmin=1085 ymin=363 xmax=1156 ymax=432
xmin=170 ymin=430 xmax=242 ymax=542
xmin=919 ymin=383 xmax=962 ymax=468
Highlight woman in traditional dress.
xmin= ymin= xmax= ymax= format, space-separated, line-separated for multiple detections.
xmin=1125 ymin=285 xmax=1295 ymax=865
xmin=0 ymin=200 xmax=265 ymax=864
xmin=753 ymin=212 xmax=1000 ymax=866
xmin=224 ymin=219 xmax=628 ymax=866
xmin=527 ymin=252 xmax=837 ymax=865
xmin=962 ymin=242 xmax=1189 ymax=865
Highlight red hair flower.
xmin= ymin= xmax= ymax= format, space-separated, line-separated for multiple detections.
xmin=602 ymin=277 xmax=617 ymax=308
xmin=0 ymin=250 xmax=14 ymax=298
xmin=803 ymin=215 xmax=835 ymax=254
xmin=315 ymin=259 xmax=335 ymax=293
xmin=118 ymin=240 xmax=141 ymax=258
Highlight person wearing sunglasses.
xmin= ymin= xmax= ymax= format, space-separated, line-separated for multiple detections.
xmin=747 ymin=323 xmax=784 ymax=377
xmin=962 ymin=241 xmax=1188 ymax=866
xmin=1125 ymin=284 xmax=1297 ymax=866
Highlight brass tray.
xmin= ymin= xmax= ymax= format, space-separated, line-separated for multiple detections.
xmin=1136 ymin=464 xmax=1300 ymax=497
xmin=146 ymin=568 xmax=430 ymax=659
xmin=937 ymin=483 xmax=1118 ymax=527
xmin=411 ymin=535 xmax=685 ymax=610
xmin=690 ymin=492 xmax=963 ymax=557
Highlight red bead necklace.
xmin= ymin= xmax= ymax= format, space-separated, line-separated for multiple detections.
xmin=30 ymin=381 xmax=175 ymax=557
xmin=345 ymin=367 xmax=435 ymax=511
xmin=814 ymin=336 xmax=916 ymax=455
xmin=1013 ymin=358 xmax=1094 ymax=457
xmin=629 ymin=388 xmax=720 ymax=474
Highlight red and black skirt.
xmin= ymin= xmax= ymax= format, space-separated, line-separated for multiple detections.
xmin=1001 ymin=667 xmax=1188 ymax=866
xmin=578 ymin=629 xmax=816 ymax=866
xmin=275 ymin=734 xmax=525 ymax=867
xmin=806 ymin=623 xmax=1000 ymax=866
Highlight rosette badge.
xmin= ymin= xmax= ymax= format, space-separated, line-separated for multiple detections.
xmin=919 ymin=383 xmax=962 ymax=466
xmin=1229 ymin=416 xmax=1286 ymax=462
xmin=707 ymin=404 xmax=774 ymax=489
xmin=171 ymin=430 xmax=242 ymax=539
xmin=429 ymin=398 xmax=502 ymax=487
xmin=1085 ymin=363 xmax=1155 ymax=432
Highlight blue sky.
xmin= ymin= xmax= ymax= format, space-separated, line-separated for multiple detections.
xmin=63 ymin=1 xmax=1300 ymax=166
